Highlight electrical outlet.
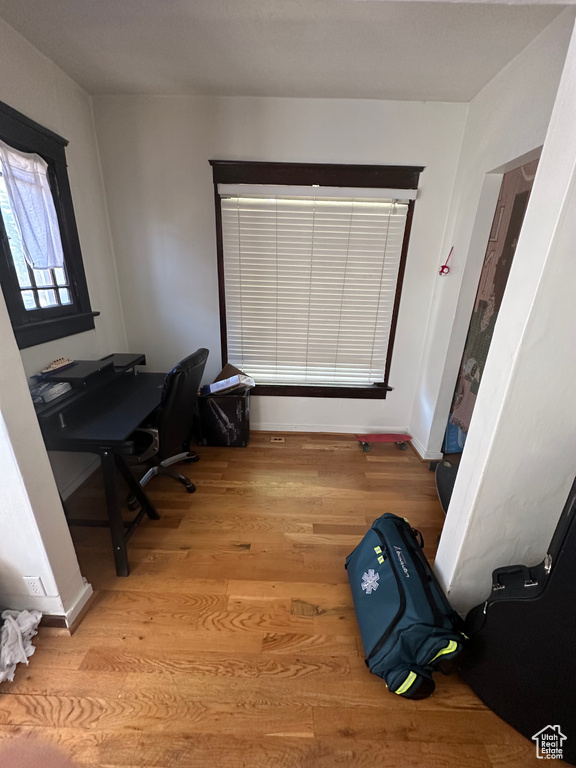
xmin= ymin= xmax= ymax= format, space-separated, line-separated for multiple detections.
xmin=23 ymin=576 xmax=46 ymax=597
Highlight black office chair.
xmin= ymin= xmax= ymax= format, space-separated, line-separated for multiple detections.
xmin=127 ymin=348 xmax=209 ymax=504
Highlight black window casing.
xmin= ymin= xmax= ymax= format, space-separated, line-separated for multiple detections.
xmin=0 ymin=99 xmax=98 ymax=349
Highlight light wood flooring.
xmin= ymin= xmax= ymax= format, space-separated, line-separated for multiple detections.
xmin=0 ymin=433 xmax=542 ymax=767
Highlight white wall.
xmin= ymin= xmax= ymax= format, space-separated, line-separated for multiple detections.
xmin=0 ymin=18 xmax=129 ymax=497
xmin=436 ymin=14 xmax=576 ymax=612
xmin=93 ymin=96 xmax=468 ymax=436
xmin=410 ymin=10 xmax=575 ymax=458
xmin=0 ymin=19 xmax=127 ymax=368
xmin=0 ymin=18 xmax=126 ymax=617
xmin=0 ymin=298 xmax=90 ymax=620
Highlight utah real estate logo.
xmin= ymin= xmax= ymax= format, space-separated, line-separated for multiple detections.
xmin=532 ymin=725 xmax=567 ymax=760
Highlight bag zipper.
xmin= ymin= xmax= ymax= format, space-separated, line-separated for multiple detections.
xmin=397 ymin=523 xmax=443 ymax=627
xmin=367 ymin=529 xmax=406 ymax=661
xmin=398 ymin=526 xmax=463 ymax=632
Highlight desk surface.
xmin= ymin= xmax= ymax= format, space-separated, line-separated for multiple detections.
xmin=38 ymin=371 xmax=165 ymax=454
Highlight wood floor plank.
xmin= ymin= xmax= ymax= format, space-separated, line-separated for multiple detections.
xmin=0 ymin=728 xmax=493 ymax=768
xmin=261 ymin=630 xmax=357 ymax=655
xmin=0 ymin=691 xmax=189 ymax=731
xmin=0 ymin=669 xmax=126 ymax=699
xmin=179 ymin=512 xmax=316 ymax=533
xmin=485 ymin=742 xmax=543 ymax=768
xmin=0 ymin=431 xmax=532 ymax=768
xmin=313 ymin=707 xmax=530 ymax=746
xmin=87 ymin=733 xmax=493 ymax=768
xmin=0 ymin=728 xmax=139 ymax=767
xmin=21 ymin=647 xmax=88 ymax=671
xmin=84 ymin=574 xmax=230 ymax=594
xmin=0 ymin=695 xmax=314 ymax=737
xmin=140 ymin=672 xmax=486 ymax=712
xmin=227 ymin=579 xmax=351 ymax=601
xmin=120 ymin=558 xmax=349 ymax=585
xmin=79 ymin=648 xmax=352 ymax=679
xmin=40 ymin=627 xmax=265 ymax=655
xmin=93 ymin=588 xmax=230 ymax=613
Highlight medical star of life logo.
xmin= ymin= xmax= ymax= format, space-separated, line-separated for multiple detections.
xmin=532 ymin=725 xmax=567 ymax=760
xmin=361 ymin=569 xmax=380 ymax=594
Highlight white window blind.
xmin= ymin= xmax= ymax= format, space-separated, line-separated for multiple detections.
xmin=221 ymin=193 xmax=410 ymax=387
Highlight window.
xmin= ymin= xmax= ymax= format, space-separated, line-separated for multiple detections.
xmin=0 ymin=100 xmax=97 ymax=349
xmin=211 ymin=161 xmax=422 ymax=398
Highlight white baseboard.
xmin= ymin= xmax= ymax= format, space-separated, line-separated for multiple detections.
xmin=410 ymin=434 xmax=443 ymax=461
xmin=64 ymin=579 xmax=94 ymax=627
xmin=1 ymin=593 xmax=67 ymax=615
xmin=252 ymin=424 xmax=443 ymax=461
xmin=251 ymin=422 xmax=409 ymax=435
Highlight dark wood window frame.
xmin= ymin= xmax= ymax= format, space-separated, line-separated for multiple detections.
xmin=210 ymin=160 xmax=422 ymax=399
xmin=0 ymin=99 xmax=98 ymax=349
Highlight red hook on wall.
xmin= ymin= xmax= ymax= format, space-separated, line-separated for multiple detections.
xmin=439 ymin=246 xmax=453 ymax=276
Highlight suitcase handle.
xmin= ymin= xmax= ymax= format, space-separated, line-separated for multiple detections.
xmin=411 ymin=528 xmax=424 ymax=549
xmin=492 ymin=565 xmax=539 ymax=590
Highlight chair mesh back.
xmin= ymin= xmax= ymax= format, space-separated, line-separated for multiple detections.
xmin=156 ymin=348 xmax=209 ymax=459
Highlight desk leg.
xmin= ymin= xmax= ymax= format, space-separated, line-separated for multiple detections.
xmin=114 ymin=455 xmax=161 ymax=521
xmin=101 ymin=450 xmax=130 ymax=577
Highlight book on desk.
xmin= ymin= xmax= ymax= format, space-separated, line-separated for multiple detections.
xmin=30 ymin=380 xmax=73 ymax=404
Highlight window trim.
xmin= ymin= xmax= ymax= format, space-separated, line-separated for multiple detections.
xmin=210 ymin=160 xmax=422 ymax=398
xmin=0 ymin=99 xmax=98 ymax=349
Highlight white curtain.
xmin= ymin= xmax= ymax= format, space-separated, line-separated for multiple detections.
xmin=0 ymin=138 xmax=64 ymax=270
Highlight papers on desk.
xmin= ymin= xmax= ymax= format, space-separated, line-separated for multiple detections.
xmin=200 ymin=374 xmax=255 ymax=396
xmin=30 ymin=381 xmax=72 ymax=404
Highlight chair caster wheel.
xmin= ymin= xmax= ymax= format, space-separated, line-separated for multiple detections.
xmin=186 ymin=483 xmax=196 ymax=493
xmin=127 ymin=495 xmax=139 ymax=511
xmin=184 ymin=454 xmax=200 ymax=463
xmin=360 ymin=442 xmax=370 ymax=452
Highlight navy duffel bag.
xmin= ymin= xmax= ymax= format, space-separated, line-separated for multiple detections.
xmin=346 ymin=513 xmax=465 ymax=699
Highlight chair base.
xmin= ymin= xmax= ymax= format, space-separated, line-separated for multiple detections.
xmin=127 ymin=451 xmax=198 ymax=510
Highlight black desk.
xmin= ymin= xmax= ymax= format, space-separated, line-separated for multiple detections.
xmin=36 ymin=354 xmax=165 ymax=576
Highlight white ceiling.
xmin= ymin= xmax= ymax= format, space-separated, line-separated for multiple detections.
xmin=0 ymin=0 xmax=565 ymax=101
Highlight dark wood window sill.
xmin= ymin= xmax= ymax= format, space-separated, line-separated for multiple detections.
xmin=13 ymin=311 xmax=99 ymax=349
xmin=252 ymin=384 xmax=392 ymax=399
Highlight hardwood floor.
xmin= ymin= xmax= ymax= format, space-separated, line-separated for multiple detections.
xmin=0 ymin=433 xmax=541 ymax=767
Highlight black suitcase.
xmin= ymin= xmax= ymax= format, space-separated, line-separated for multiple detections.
xmin=461 ymin=477 xmax=576 ymax=765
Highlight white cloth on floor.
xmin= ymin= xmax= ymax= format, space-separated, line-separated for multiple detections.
xmin=0 ymin=609 xmax=42 ymax=683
